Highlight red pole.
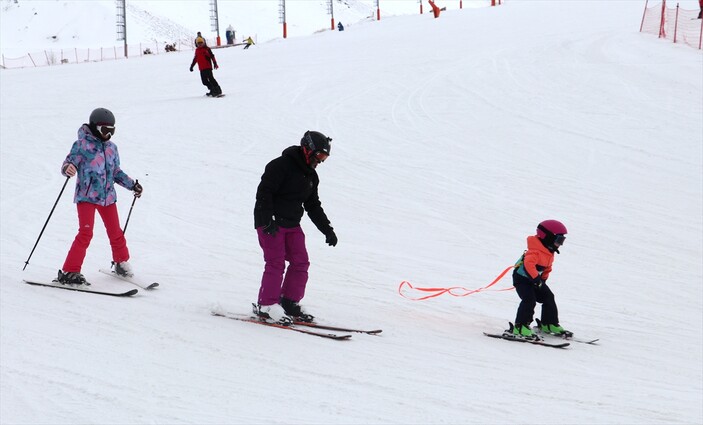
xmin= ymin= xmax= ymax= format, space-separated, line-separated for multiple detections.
xmin=420 ymin=3 xmax=423 ymax=14
xmin=331 ymin=18 xmax=335 ymax=30
xmin=283 ymin=22 xmax=287 ymax=38
xmin=659 ymin=0 xmax=666 ymax=38
xmin=460 ymin=0 xmax=463 ymax=9
xmin=217 ymin=36 xmax=221 ymax=46
xmin=640 ymin=0 xmax=649 ymax=32
xmin=673 ymin=4 xmax=679 ymax=43
xmin=377 ymin=7 xmax=380 ymax=20
xmin=491 ymin=0 xmax=496 ymax=6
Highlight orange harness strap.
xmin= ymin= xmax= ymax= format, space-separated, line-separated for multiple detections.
xmin=398 ymin=266 xmax=515 ymax=301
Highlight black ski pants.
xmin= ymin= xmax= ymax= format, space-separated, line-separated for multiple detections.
xmin=513 ymin=272 xmax=559 ymax=326
xmin=199 ymin=69 xmax=221 ymax=95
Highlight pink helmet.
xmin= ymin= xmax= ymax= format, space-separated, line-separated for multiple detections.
xmin=536 ymin=220 xmax=567 ymax=253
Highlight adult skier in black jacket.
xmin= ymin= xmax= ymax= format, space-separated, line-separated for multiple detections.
xmin=253 ymin=131 xmax=337 ymax=324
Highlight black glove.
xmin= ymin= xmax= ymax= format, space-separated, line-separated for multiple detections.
xmin=132 ymin=180 xmax=143 ymax=198
xmin=534 ymin=278 xmax=545 ymax=288
xmin=325 ymin=229 xmax=338 ymax=247
xmin=263 ymin=220 xmax=279 ymax=236
xmin=189 ymin=66 xmax=194 ymax=72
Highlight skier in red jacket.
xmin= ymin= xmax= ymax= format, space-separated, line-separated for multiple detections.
xmin=190 ymin=37 xmax=222 ymax=97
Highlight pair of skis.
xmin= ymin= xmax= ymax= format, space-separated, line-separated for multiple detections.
xmin=484 ymin=322 xmax=599 ymax=349
xmin=23 ymin=269 xmax=159 ymax=297
xmin=212 ymin=310 xmax=382 ymax=341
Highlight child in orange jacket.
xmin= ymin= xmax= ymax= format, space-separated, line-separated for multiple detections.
xmin=510 ymin=220 xmax=568 ymax=339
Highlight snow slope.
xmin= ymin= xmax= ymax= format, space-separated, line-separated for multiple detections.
xmin=1 ymin=1 xmax=702 ymax=424
xmin=0 ymin=0 xmax=423 ymax=57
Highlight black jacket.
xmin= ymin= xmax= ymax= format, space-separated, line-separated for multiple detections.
xmin=254 ymin=146 xmax=332 ymax=234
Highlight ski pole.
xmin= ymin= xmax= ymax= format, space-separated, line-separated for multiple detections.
xmin=111 ymin=181 xmax=139 ymax=271
xmin=110 ymin=180 xmax=139 ymax=268
xmin=122 ymin=179 xmax=139 ymax=235
xmin=23 ymin=176 xmax=70 ymax=271
xmin=107 ymin=179 xmax=140 ymax=272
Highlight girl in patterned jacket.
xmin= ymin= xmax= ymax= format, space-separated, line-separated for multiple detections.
xmin=57 ymin=108 xmax=143 ymax=285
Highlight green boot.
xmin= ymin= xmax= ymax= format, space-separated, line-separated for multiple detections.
xmin=513 ymin=323 xmax=534 ymax=338
xmin=540 ymin=323 xmax=566 ymax=335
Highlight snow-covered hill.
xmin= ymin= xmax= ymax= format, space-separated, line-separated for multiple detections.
xmin=0 ymin=0 xmax=423 ymax=57
xmin=1 ymin=1 xmax=702 ymax=424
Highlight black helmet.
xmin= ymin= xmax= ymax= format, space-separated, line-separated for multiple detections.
xmin=88 ymin=108 xmax=116 ymax=140
xmin=89 ymin=108 xmax=115 ymax=126
xmin=301 ymin=130 xmax=331 ymax=153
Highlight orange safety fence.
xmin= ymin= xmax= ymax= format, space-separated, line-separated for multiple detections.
xmin=0 ymin=37 xmax=222 ymax=70
xmin=398 ymin=265 xmax=515 ymax=301
xmin=640 ymin=0 xmax=703 ymax=49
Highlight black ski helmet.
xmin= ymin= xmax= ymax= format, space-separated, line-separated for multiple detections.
xmin=89 ymin=108 xmax=115 ymax=126
xmin=88 ymin=108 xmax=116 ymax=140
xmin=536 ymin=219 xmax=568 ymax=253
xmin=301 ymin=130 xmax=332 ymax=156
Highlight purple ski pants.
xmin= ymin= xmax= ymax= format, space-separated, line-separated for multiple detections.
xmin=256 ymin=225 xmax=310 ymax=306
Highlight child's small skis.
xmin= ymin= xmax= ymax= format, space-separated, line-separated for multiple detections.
xmin=533 ymin=319 xmax=599 ymax=345
xmin=99 ymin=268 xmax=159 ymax=290
xmin=484 ymin=323 xmax=570 ymax=349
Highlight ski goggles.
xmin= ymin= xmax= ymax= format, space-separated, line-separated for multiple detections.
xmin=553 ymin=234 xmax=566 ymax=247
xmin=314 ymin=151 xmax=329 ymax=163
xmin=97 ymin=125 xmax=116 ymax=137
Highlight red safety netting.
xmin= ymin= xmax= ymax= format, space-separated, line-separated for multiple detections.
xmin=641 ymin=0 xmax=703 ymax=49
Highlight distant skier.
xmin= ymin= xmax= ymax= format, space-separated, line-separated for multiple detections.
xmin=337 ymin=22 xmax=344 ymax=31
xmin=194 ymin=31 xmax=207 ymax=47
xmin=509 ymin=220 xmax=569 ymax=339
xmin=190 ymin=37 xmax=222 ymax=97
xmin=243 ymin=36 xmax=255 ymax=50
xmin=428 ymin=0 xmax=441 ymax=18
xmin=57 ymin=108 xmax=143 ymax=285
xmin=253 ymin=131 xmax=337 ymax=324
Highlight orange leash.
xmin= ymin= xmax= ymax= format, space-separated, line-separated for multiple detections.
xmin=398 ymin=266 xmax=515 ymax=301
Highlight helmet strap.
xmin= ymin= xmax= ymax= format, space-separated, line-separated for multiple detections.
xmin=302 ymin=146 xmax=313 ymax=166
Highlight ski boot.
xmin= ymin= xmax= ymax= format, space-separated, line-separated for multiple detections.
xmin=537 ymin=319 xmax=573 ymax=338
xmin=115 ymin=261 xmax=134 ymax=278
xmin=280 ymin=297 xmax=315 ymax=323
xmin=56 ymin=270 xmax=89 ymax=285
xmin=254 ymin=303 xmax=293 ymax=325
xmin=506 ymin=322 xmax=540 ymax=341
